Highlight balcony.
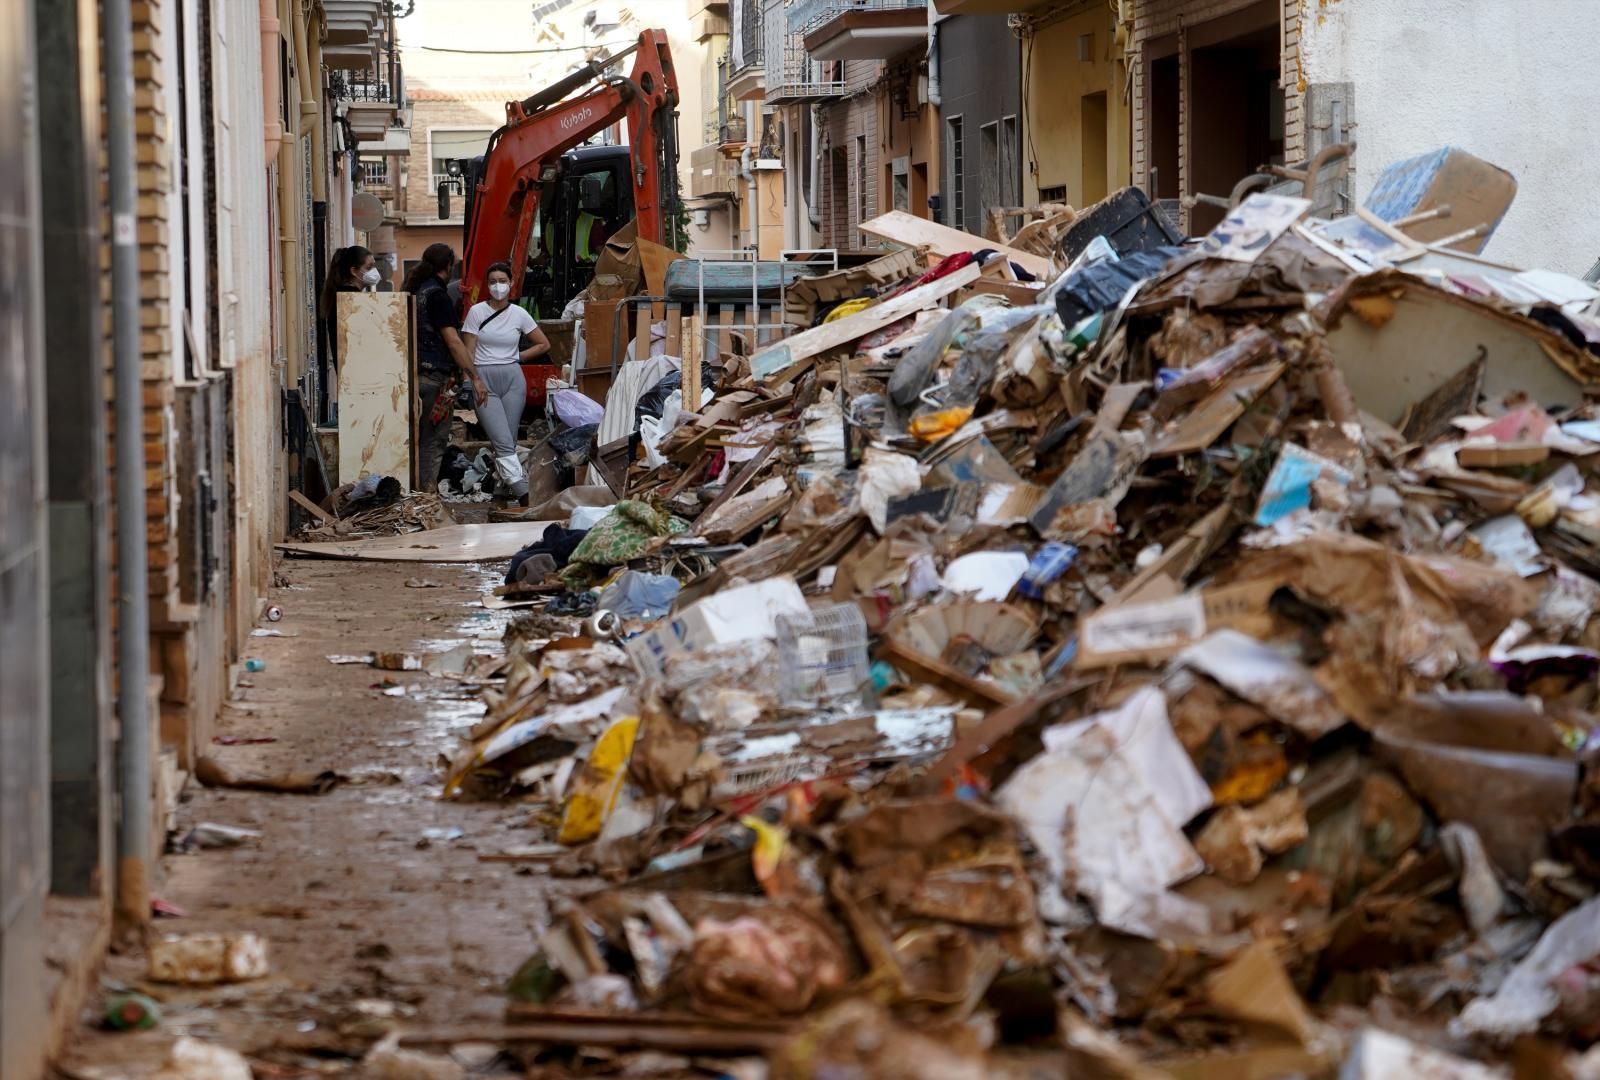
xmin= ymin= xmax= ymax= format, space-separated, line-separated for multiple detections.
xmin=765 ymin=0 xmax=845 ymax=103
xmin=799 ymin=0 xmax=927 ymax=62
xmin=931 ymin=0 xmax=1053 ymax=12
xmin=727 ymin=0 xmax=766 ymax=101
xmin=690 ymin=144 xmax=742 ymax=197
xmin=323 ymin=0 xmax=383 ymax=69
xmin=332 ymin=70 xmax=404 ymax=144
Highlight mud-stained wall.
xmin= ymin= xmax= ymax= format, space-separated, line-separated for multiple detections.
xmin=337 ymin=292 xmax=415 ymax=488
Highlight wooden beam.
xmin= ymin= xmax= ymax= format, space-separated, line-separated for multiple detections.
xmin=859 ymin=209 xmax=1054 ymax=279
xmin=876 ymin=636 xmax=1015 ymax=709
xmin=288 ymin=489 xmax=335 ymax=523
xmin=749 ymin=261 xmax=982 ymax=384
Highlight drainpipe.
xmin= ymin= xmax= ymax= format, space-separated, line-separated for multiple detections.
xmin=294 ymin=3 xmax=326 ymax=203
xmin=261 ymin=0 xmax=283 ymax=161
xmin=103 ymin=0 xmax=153 ymax=928
xmin=740 ymin=143 xmax=755 ymax=251
xmin=808 ymin=105 xmax=822 ymax=232
xmin=927 ymin=22 xmax=942 ymax=109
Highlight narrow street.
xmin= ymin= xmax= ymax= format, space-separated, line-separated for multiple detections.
xmin=61 ymin=558 xmax=550 ymax=1075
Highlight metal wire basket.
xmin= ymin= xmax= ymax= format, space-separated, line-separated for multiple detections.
xmin=774 ymin=602 xmax=870 ymax=706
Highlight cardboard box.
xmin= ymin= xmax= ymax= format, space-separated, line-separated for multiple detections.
xmin=627 ymin=576 xmax=809 ymax=679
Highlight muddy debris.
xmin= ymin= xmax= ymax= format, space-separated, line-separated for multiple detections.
xmin=268 ymin=172 xmax=1600 ymax=1075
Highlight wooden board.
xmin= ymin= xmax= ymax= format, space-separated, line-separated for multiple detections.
xmin=288 ymin=489 xmax=335 ymax=524
xmin=717 ymin=306 xmax=734 ymax=356
xmin=664 ymin=303 xmax=682 ymax=357
xmin=681 ymin=315 xmax=702 ymax=411
xmin=336 ymin=292 xmax=413 ymax=488
xmin=749 ymin=262 xmax=983 ymax=384
xmin=277 ymin=521 xmax=562 ymax=562
xmin=858 ymin=209 xmax=1054 ymax=279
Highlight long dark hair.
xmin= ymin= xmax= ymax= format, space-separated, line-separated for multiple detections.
xmin=320 ymin=245 xmax=371 ymax=318
xmin=402 ymin=242 xmax=455 ymax=294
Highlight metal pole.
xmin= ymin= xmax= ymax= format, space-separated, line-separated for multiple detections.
xmin=103 ymin=0 xmax=152 ymax=926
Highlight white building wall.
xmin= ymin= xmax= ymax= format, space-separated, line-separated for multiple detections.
xmin=1301 ymin=0 xmax=1600 ymax=274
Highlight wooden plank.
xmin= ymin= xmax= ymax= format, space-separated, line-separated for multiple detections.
xmin=336 ymin=292 xmax=412 ymax=488
xmin=632 ymin=304 xmax=650 ymax=363
xmin=749 ymin=261 xmax=982 ymax=384
xmin=691 ymin=439 xmax=777 ymax=535
xmin=288 ymin=489 xmax=335 ymax=524
xmin=664 ymin=303 xmax=682 ymax=357
xmin=681 ymin=314 xmax=702 ymax=411
xmin=717 ymin=306 xmax=734 ymax=356
xmin=859 ymin=209 xmax=1054 ymax=278
xmin=876 ymin=636 xmax=1016 ymax=710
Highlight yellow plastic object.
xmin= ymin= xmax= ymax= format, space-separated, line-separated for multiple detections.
xmin=740 ymin=815 xmax=789 ymax=893
xmin=558 ymin=715 xmax=640 ymax=845
xmin=823 ymin=296 xmax=878 ymax=324
xmin=909 ymin=405 xmax=975 ymax=443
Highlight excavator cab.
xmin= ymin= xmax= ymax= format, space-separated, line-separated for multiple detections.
xmin=523 ymin=146 xmax=632 ymax=318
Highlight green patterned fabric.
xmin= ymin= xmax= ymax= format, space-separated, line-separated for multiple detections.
xmin=561 ymin=501 xmax=687 ymax=588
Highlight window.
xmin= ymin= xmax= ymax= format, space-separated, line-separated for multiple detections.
xmin=1001 ymin=115 xmax=1018 ymax=208
xmin=891 ymin=156 xmax=910 ymax=212
xmin=854 ymin=134 xmax=867 ymax=234
xmin=946 ymin=116 xmax=964 ymax=229
xmin=429 ymin=128 xmax=492 ymax=191
xmin=980 ymin=120 xmax=999 ymax=227
xmin=1039 ymin=184 xmax=1067 ymax=203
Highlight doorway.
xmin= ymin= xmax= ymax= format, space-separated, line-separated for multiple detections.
xmin=1148 ymin=46 xmax=1179 ymax=202
xmin=1187 ymin=3 xmax=1284 ymax=232
xmin=1080 ymin=91 xmax=1108 ymax=206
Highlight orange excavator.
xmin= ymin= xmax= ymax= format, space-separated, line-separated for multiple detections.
xmin=440 ymin=29 xmax=680 ymax=316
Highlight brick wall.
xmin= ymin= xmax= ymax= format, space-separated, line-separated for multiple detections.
xmin=402 ymin=95 xmax=508 ymax=228
xmin=819 ymin=88 xmax=879 ymax=252
xmin=128 ymin=0 xmax=180 ymax=613
xmin=1128 ymin=0 xmax=1307 ymax=228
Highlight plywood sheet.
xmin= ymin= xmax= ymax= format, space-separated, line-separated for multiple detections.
xmin=277 ymin=521 xmax=562 ymax=562
xmin=858 ymin=210 xmax=1054 ymax=279
xmin=337 ymin=292 xmax=413 ymax=488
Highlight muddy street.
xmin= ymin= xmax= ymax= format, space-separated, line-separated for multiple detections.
xmin=60 ymin=558 xmax=555 ymax=1075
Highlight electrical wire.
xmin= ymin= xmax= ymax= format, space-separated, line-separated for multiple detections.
xmin=409 ymin=39 xmax=635 ymax=55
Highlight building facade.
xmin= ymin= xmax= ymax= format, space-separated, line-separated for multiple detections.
xmin=0 ymin=1 xmax=404 ymax=1074
xmin=935 ymin=12 xmax=1022 ymax=233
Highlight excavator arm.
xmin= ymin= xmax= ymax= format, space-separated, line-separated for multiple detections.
xmin=458 ymin=29 xmax=679 ymax=310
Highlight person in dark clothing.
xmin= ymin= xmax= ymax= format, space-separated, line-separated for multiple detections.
xmin=402 ymin=242 xmax=485 ymax=491
xmin=320 ymin=245 xmax=376 ymax=368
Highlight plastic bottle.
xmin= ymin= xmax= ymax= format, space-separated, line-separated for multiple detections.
xmin=105 ymin=992 xmax=161 ymax=1031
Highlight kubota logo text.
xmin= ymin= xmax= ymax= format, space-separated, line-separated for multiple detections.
xmin=560 ymin=107 xmax=595 ymax=130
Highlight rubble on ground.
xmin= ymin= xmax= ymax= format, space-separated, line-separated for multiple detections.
xmin=420 ymin=172 xmax=1600 ymax=1074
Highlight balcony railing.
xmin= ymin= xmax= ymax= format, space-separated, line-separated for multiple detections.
xmin=330 ymin=71 xmax=399 ymax=105
xmin=765 ymin=0 xmax=844 ymax=103
xmin=792 ymin=0 xmax=924 ymax=36
xmin=731 ymin=0 xmax=764 ymax=73
xmin=358 ymin=158 xmax=392 ymax=187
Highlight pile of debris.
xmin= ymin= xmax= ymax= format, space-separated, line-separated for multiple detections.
xmin=446 ymin=166 xmax=1600 ymax=1075
xmin=289 ymin=478 xmax=454 ymax=542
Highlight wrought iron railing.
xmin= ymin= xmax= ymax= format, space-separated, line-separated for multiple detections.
xmin=791 ymin=0 xmax=924 ymax=37
xmin=764 ymin=0 xmax=844 ymax=103
xmin=731 ymin=0 xmax=764 ymax=73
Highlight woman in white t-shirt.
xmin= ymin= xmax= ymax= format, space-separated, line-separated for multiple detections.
xmin=461 ymin=261 xmax=551 ymax=501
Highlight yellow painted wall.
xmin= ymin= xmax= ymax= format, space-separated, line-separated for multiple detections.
xmin=1022 ymin=7 xmax=1132 ymax=208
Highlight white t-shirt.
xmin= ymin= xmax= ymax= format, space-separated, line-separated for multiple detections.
xmin=462 ymin=301 xmax=537 ymax=366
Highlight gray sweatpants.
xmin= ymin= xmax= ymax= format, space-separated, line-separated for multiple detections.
xmin=476 ymin=364 xmax=527 ymax=498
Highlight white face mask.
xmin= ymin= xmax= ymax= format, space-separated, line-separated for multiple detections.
xmin=360 ymin=267 xmax=381 ymax=286
xmin=489 ymin=281 xmax=511 ymax=301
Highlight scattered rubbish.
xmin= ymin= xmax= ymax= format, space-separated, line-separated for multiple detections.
xmin=147 ymin=932 xmax=270 ymax=984
xmin=336 ymin=196 xmax=1600 ymax=1072
xmin=181 ymin=822 xmax=262 ymax=849
xmin=104 ymin=991 xmax=162 ymax=1031
xmin=152 ymin=1036 xmax=253 ymax=1080
xmin=194 ymin=756 xmax=342 ymax=795
xmin=404 ymin=578 xmax=444 ymax=589
xmin=244 ymin=658 xmax=266 ymax=673
xmin=264 ymin=604 xmax=283 ymax=621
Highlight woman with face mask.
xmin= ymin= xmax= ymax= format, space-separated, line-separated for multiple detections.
xmin=460 ymin=261 xmax=551 ymax=502
xmin=320 ymin=245 xmax=380 ymax=370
